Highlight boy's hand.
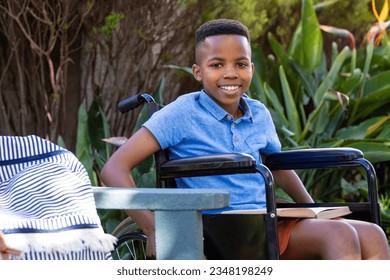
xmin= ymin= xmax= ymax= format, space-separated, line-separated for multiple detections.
xmin=146 ymin=231 xmax=156 ymax=260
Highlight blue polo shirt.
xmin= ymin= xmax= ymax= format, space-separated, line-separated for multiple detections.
xmin=143 ymin=90 xmax=281 ymax=212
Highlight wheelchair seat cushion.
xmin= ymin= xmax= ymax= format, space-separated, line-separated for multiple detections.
xmin=0 ymin=135 xmax=116 ymax=260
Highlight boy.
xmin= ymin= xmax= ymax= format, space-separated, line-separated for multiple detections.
xmin=101 ymin=19 xmax=390 ymax=259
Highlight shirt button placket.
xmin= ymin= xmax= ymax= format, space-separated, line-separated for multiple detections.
xmin=231 ymin=121 xmax=239 ymax=148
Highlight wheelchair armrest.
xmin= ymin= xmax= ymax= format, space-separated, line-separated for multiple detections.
xmin=158 ymin=153 xmax=257 ymax=179
xmin=267 ymin=147 xmax=381 ymax=225
xmin=265 ymin=148 xmax=364 ymax=170
xmin=158 ymin=153 xmax=277 ymax=218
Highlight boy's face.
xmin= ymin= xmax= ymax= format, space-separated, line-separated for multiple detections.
xmin=192 ymin=35 xmax=254 ymax=115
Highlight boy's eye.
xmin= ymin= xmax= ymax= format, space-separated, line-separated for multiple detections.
xmin=237 ymin=62 xmax=248 ymax=68
xmin=210 ymin=63 xmax=222 ymax=68
xmin=209 ymin=62 xmax=249 ymax=68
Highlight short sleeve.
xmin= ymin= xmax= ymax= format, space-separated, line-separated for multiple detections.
xmin=143 ymin=96 xmax=191 ymax=150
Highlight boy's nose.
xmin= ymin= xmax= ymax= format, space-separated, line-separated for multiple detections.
xmin=223 ymin=67 xmax=238 ymax=79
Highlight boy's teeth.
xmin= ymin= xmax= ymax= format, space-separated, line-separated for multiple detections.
xmin=221 ymin=86 xmax=238 ymax=91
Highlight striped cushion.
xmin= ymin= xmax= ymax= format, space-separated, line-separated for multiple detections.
xmin=0 ymin=135 xmax=116 ymax=260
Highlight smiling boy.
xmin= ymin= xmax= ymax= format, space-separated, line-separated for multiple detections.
xmin=101 ymin=19 xmax=389 ymax=260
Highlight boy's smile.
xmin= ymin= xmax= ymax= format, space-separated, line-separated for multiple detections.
xmin=192 ymin=34 xmax=254 ymax=118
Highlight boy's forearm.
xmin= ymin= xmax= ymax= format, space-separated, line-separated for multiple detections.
xmin=272 ymin=169 xmax=314 ymax=203
xmin=125 ymin=209 xmax=155 ymax=236
xmin=101 ymin=166 xmax=155 ymax=234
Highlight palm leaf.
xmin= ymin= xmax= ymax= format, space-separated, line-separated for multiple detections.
xmin=301 ymin=0 xmax=323 ymax=71
xmin=314 ymin=46 xmax=351 ymax=105
xmin=279 ymin=66 xmax=302 ymax=137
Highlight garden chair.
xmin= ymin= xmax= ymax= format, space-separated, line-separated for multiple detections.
xmin=111 ymin=93 xmax=381 ymax=260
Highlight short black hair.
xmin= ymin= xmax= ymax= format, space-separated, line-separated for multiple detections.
xmin=195 ymin=19 xmax=250 ymax=45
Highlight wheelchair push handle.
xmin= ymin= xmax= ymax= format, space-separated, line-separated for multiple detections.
xmin=118 ymin=93 xmax=156 ymax=113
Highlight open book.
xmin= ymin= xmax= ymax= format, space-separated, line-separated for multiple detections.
xmin=222 ymin=206 xmax=351 ymax=219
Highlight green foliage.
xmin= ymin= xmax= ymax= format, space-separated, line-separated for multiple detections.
xmin=75 ymin=96 xmax=112 ymax=186
xmin=75 ymin=104 xmax=98 ymax=185
xmin=301 ymin=0 xmax=323 ymax=71
xmin=188 ymin=0 xmax=375 ymax=52
xmin=315 ymin=0 xmax=374 ymax=45
xmin=183 ymin=0 xmax=285 ymax=40
xmin=380 ymin=193 xmax=390 ymax=245
xmin=92 ymin=11 xmax=125 ymax=39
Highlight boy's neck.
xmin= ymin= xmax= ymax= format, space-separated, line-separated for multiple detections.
xmin=233 ymin=108 xmax=243 ymax=120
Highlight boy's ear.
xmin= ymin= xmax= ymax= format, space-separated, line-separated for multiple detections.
xmin=192 ymin=64 xmax=202 ymax=81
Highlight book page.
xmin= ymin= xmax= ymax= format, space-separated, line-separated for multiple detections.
xmin=221 ymin=206 xmax=351 ymax=219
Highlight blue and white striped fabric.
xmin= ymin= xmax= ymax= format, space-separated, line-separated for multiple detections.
xmin=0 ymin=135 xmax=116 ymax=260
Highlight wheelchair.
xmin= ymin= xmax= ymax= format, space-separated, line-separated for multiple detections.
xmin=110 ymin=93 xmax=381 ymax=260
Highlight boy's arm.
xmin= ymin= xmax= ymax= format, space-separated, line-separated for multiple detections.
xmin=101 ymin=127 xmax=161 ymax=258
xmin=271 ymin=169 xmax=314 ymax=203
xmin=262 ymin=154 xmax=313 ymax=203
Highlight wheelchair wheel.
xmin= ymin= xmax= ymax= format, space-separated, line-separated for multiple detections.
xmin=112 ymin=232 xmax=147 ymax=260
xmin=111 ymin=217 xmax=148 ymax=260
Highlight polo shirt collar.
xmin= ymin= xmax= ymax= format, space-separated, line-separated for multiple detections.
xmin=199 ymin=90 xmax=253 ymax=122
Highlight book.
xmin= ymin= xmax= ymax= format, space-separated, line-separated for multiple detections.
xmin=221 ymin=206 xmax=351 ymax=219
